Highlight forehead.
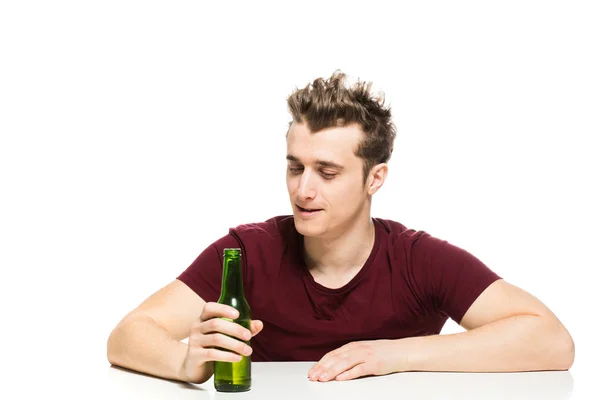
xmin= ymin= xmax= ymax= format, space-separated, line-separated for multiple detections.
xmin=286 ymin=122 xmax=364 ymax=166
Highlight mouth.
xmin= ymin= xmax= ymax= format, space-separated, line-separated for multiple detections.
xmin=296 ymin=204 xmax=323 ymax=216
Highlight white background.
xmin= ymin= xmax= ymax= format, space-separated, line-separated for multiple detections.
xmin=1 ymin=1 xmax=598 ymax=398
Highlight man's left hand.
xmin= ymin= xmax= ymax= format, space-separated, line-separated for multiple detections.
xmin=307 ymin=339 xmax=405 ymax=382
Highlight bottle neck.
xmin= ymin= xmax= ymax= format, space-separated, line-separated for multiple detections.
xmin=220 ymin=256 xmax=245 ymax=300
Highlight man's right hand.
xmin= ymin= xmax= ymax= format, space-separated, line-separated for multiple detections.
xmin=180 ymin=302 xmax=264 ymax=383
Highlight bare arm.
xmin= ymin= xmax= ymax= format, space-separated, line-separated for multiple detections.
xmin=397 ymin=280 xmax=575 ymax=373
xmin=107 ymin=279 xmax=264 ymax=383
xmin=106 ymin=280 xmax=206 ymax=382
xmin=309 ymin=280 xmax=575 ymax=381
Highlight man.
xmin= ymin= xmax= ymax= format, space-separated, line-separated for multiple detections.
xmin=107 ymin=71 xmax=574 ymax=384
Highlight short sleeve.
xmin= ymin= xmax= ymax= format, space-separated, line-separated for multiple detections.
xmin=177 ymin=233 xmax=240 ymax=303
xmin=410 ymin=232 xmax=502 ymax=324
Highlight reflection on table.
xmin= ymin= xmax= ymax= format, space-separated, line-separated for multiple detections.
xmin=102 ymin=361 xmax=574 ymax=400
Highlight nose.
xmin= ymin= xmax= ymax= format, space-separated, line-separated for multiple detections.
xmin=296 ymin=169 xmax=317 ymax=200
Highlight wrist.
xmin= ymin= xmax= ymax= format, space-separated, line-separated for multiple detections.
xmin=389 ymin=338 xmax=412 ymax=373
xmin=177 ymin=352 xmax=213 ymax=384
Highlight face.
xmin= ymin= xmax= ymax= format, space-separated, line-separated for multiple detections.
xmin=286 ymin=122 xmax=385 ymax=239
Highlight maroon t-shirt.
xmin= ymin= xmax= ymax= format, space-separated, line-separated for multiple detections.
xmin=177 ymin=215 xmax=502 ymax=361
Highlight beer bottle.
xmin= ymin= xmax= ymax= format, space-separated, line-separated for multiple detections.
xmin=214 ymin=248 xmax=252 ymax=392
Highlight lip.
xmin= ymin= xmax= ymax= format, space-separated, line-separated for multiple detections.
xmin=295 ymin=204 xmax=323 ymax=217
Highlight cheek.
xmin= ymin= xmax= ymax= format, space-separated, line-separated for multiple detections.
xmin=331 ymin=183 xmax=365 ymax=208
xmin=286 ymin=176 xmax=296 ymax=194
xmin=328 ymin=182 xmax=361 ymax=208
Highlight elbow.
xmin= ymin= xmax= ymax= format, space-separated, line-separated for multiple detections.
xmin=106 ymin=328 xmax=118 ymax=366
xmin=556 ymin=330 xmax=575 ymax=370
xmin=545 ymin=322 xmax=575 ymax=371
xmin=106 ymin=322 xmax=126 ymax=366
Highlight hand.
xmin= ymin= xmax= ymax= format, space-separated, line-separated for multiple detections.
xmin=308 ymin=340 xmax=404 ymax=382
xmin=181 ymin=302 xmax=263 ymax=383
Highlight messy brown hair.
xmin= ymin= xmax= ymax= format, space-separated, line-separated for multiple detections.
xmin=287 ymin=70 xmax=397 ymax=183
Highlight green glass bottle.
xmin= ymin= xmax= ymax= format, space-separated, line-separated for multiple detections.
xmin=214 ymin=248 xmax=252 ymax=392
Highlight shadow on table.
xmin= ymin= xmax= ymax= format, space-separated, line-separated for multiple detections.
xmin=108 ymin=365 xmax=207 ymax=391
xmin=304 ymin=369 xmax=575 ymax=400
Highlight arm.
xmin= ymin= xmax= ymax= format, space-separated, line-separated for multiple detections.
xmin=107 ymin=279 xmax=263 ymax=383
xmin=107 ymin=280 xmax=207 ymax=382
xmin=308 ymin=280 xmax=574 ymax=381
xmin=391 ymin=279 xmax=574 ymax=372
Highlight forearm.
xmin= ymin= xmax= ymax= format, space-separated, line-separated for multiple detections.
xmin=398 ymin=315 xmax=574 ymax=372
xmin=107 ymin=315 xmax=207 ymax=382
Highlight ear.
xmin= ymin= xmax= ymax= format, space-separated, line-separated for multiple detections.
xmin=366 ymin=163 xmax=388 ymax=195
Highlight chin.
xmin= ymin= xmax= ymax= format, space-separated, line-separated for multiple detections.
xmin=292 ymin=215 xmax=326 ymax=237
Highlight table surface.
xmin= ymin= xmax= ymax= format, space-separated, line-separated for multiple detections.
xmin=93 ymin=362 xmax=575 ymax=400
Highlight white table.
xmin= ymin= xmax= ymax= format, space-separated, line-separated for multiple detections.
xmin=97 ymin=362 xmax=574 ymax=399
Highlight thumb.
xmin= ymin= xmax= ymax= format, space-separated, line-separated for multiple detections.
xmin=250 ymin=320 xmax=264 ymax=336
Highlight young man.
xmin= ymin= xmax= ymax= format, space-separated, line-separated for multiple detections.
xmin=107 ymin=71 xmax=574 ymax=384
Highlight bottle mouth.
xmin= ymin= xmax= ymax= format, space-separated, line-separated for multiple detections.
xmin=223 ymin=248 xmax=242 ymax=257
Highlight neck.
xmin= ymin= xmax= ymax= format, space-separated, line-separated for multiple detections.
xmin=303 ymin=214 xmax=375 ymax=276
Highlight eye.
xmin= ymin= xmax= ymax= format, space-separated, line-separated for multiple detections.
xmin=288 ymin=165 xmax=303 ymax=174
xmin=321 ymin=172 xmax=336 ymax=180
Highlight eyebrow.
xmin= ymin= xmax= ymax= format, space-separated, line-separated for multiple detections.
xmin=286 ymin=155 xmax=345 ymax=170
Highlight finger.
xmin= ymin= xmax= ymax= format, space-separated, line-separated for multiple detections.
xmin=200 ymin=302 xmax=239 ymax=321
xmin=250 ymin=320 xmax=264 ymax=336
xmin=335 ymin=363 xmax=369 ymax=381
xmin=308 ymin=359 xmax=326 ymax=380
xmin=193 ymin=346 xmax=244 ymax=363
xmin=198 ymin=318 xmax=252 ymax=341
xmin=326 ymin=358 xmax=364 ymax=382
xmin=322 ymin=343 xmax=350 ymax=358
xmin=199 ymin=333 xmax=253 ymax=357
xmin=308 ymin=353 xmax=343 ymax=381
xmin=308 ymin=351 xmax=332 ymax=378
xmin=313 ymin=355 xmax=362 ymax=382
xmin=308 ymin=343 xmax=353 ymax=380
